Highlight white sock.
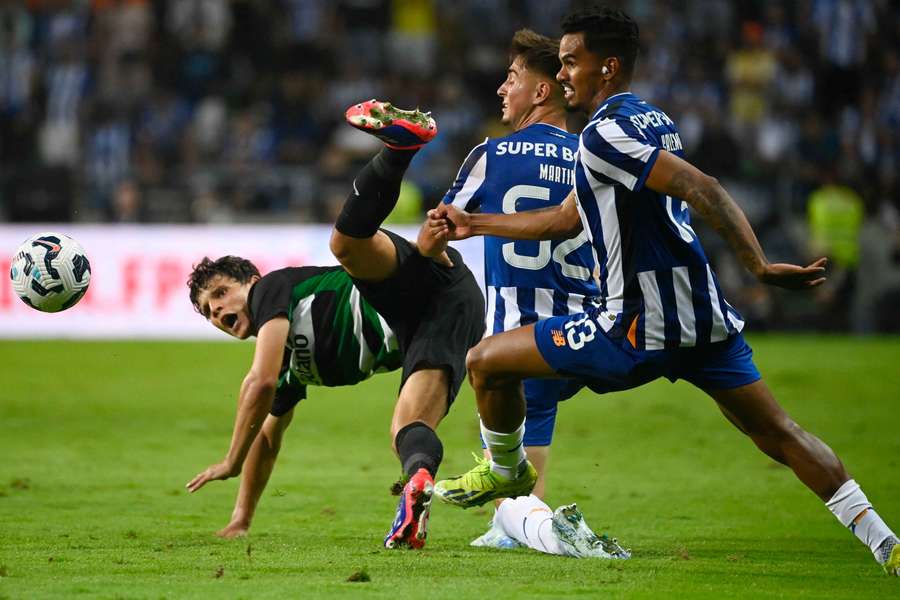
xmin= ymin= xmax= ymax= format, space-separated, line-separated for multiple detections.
xmin=826 ymin=479 xmax=896 ymax=560
xmin=495 ymin=495 xmax=564 ymax=555
xmin=481 ymin=419 xmax=526 ymax=480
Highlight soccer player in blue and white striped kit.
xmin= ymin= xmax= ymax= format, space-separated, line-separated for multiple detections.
xmin=432 ymin=6 xmax=899 ymax=574
xmin=440 ymin=29 xmax=627 ymax=558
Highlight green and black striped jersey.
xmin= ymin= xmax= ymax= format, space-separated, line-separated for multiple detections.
xmin=248 ymin=267 xmax=402 ymax=415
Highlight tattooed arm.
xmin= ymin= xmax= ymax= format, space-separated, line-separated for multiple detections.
xmin=645 ymin=151 xmax=826 ymax=290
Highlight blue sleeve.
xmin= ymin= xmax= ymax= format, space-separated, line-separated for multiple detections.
xmin=578 ymin=118 xmax=659 ymax=192
xmin=442 ymin=140 xmax=488 ymax=211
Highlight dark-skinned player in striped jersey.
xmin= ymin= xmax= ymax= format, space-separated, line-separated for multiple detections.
xmin=184 ymin=102 xmax=485 ymax=549
xmin=429 ymin=5 xmax=898 ymax=576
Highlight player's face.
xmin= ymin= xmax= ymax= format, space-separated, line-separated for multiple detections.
xmin=557 ymin=32 xmax=605 ymax=114
xmin=196 ymin=274 xmax=259 ymax=340
xmin=497 ymin=55 xmax=538 ymax=129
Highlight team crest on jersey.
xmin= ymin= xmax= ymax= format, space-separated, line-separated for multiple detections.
xmin=551 ymin=329 xmax=566 ymax=347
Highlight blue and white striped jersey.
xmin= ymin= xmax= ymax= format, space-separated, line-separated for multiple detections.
xmin=443 ymin=123 xmax=599 ymax=335
xmin=574 ymin=92 xmax=744 ymax=351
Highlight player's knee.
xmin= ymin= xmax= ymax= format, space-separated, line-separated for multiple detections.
xmin=466 ymin=342 xmax=511 ymax=389
xmin=465 ymin=343 xmax=489 ymax=382
xmin=329 ymin=230 xmax=353 ymax=265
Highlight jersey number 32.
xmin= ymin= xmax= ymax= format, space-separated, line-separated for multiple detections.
xmin=501 ymin=185 xmax=590 ymax=281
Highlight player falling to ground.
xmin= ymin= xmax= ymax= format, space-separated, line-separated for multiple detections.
xmin=441 ymin=28 xmax=626 ymax=558
xmin=429 ymin=6 xmax=899 ymax=575
xmin=184 ymin=102 xmax=485 ymax=549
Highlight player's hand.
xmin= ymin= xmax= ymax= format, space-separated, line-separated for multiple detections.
xmin=429 ymin=204 xmax=473 ymax=240
xmin=416 ymin=218 xmax=451 ymax=264
xmin=186 ymin=460 xmax=240 ymax=493
xmin=756 ymin=257 xmax=827 ymax=290
xmin=216 ymin=521 xmax=250 ymax=539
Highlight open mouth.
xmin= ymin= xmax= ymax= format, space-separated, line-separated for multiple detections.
xmin=222 ymin=313 xmax=238 ymax=331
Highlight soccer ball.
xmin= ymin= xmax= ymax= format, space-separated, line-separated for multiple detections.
xmin=9 ymin=232 xmax=91 ymax=312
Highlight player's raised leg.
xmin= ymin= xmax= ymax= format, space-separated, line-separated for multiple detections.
xmin=330 ymin=101 xmax=437 ymax=283
xmin=435 ymin=325 xmax=557 ymax=507
xmin=709 ymin=380 xmax=899 ymax=573
xmin=383 ymin=368 xmax=449 ymax=549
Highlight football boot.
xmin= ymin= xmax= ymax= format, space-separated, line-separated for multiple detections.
xmin=435 ymin=454 xmax=537 ymax=508
xmin=880 ymin=536 xmax=900 ymax=576
xmin=346 ymin=99 xmax=437 ymax=149
xmin=384 ymin=468 xmax=434 ymax=549
xmin=470 ymin=519 xmax=522 ymax=550
xmin=551 ymin=503 xmax=631 ymax=559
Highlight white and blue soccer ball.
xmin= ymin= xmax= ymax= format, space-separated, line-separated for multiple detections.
xmin=9 ymin=231 xmax=91 ymax=312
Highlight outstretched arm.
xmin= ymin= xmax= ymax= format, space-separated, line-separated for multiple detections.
xmin=217 ymin=410 xmax=294 ymax=538
xmin=646 ymin=151 xmax=826 ymax=290
xmin=187 ymin=317 xmax=291 ymax=493
xmin=428 ymin=191 xmax=583 ymax=241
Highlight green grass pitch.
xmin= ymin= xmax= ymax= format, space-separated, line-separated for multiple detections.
xmin=1 ymin=336 xmax=899 ymax=598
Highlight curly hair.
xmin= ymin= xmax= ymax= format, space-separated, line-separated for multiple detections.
xmin=187 ymin=255 xmax=260 ymax=313
xmin=561 ymin=5 xmax=640 ymax=77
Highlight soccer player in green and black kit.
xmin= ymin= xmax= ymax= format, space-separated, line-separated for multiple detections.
xmin=184 ymin=101 xmax=484 ymax=549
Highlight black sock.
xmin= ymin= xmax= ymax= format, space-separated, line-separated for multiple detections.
xmin=334 ymin=148 xmax=417 ymax=239
xmin=371 ymin=146 xmax=417 ymax=179
xmin=395 ymin=422 xmax=443 ymax=478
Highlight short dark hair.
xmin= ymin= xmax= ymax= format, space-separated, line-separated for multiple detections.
xmin=187 ymin=256 xmax=260 ymax=313
xmin=561 ymin=6 xmax=640 ymax=77
xmin=510 ymin=28 xmax=562 ymax=82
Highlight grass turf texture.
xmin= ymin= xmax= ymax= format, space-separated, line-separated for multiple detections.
xmin=1 ymin=336 xmax=898 ymax=598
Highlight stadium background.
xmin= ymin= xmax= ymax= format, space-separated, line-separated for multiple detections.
xmin=1 ymin=0 xmax=899 ymax=335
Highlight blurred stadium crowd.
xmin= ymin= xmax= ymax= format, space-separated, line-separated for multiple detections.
xmin=1 ymin=0 xmax=899 ymax=332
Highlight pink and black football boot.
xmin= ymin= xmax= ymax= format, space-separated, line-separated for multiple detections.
xmin=346 ymin=100 xmax=437 ymax=149
xmin=384 ymin=468 xmax=434 ymax=549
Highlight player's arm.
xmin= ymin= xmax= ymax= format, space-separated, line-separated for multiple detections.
xmin=217 ymin=409 xmax=294 ymax=538
xmin=429 ymin=191 xmax=583 ymax=241
xmin=187 ymin=317 xmax=291 ymax=493
xmin=645 ymin=151 xmax=826 ymax=290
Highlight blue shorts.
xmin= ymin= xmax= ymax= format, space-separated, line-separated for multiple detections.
xmin=480 ymin=377 xmax=582 ymax=448
xmin=533 ymin=312 xmax=761 ymax=394
xmin=521 ymin=378 xmax=583 ymax=446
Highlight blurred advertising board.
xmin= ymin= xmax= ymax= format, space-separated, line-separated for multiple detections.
xmin=0 ymin=225 xmax=485 ymax=339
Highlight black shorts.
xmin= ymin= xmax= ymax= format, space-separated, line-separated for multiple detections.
xmin=351 ymin=229 xmax=485 ymax=407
